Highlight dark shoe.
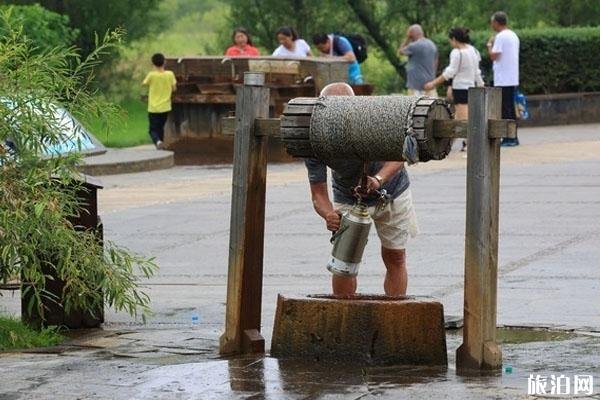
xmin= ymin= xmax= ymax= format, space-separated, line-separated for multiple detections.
xmin=501 ymin=138 xmax=519 ymax=147
xmin=460 ymin=140 xmax=467 ymax=152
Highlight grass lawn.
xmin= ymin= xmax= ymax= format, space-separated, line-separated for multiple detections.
xmin=0 ymin=316 xmax=64 ymax=351
xmin=85 ymin=98 xmax=152 ymax=148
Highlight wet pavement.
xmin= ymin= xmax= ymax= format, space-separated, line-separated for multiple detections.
xmin=1 ymin=328 xmax=599 ymax=399
xmin=1 ymin=124 xmax=600 ymax=398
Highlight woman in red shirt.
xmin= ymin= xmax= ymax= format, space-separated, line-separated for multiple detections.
xmin=225 ymin=28 xmax=260 ymax=57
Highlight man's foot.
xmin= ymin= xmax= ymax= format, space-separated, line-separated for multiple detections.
xmin=155 ymin=140 xmax=164 ymax=150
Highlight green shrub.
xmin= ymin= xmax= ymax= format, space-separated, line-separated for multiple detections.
xmin=362 ymin=49 xmax=405 ymax=94
xmin=0 ymin=4 xmax=78 ymax=52
xmin=0 ymin=316 xmax=63 ymax=350
xmin=0 ymin=11 xmax=157 ymax=324
xmin=432 ymin=26 xmax=600 ymax=94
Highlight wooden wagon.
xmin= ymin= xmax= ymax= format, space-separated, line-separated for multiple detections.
xmin=162 ymin=56 xmax=373 ymax=164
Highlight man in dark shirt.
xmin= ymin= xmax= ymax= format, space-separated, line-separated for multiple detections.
xmin=305 ymin=83 xmax=418 ymax=296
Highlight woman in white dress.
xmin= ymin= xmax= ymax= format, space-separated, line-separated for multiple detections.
xmin=425 ymin=27 xmax=484 ymax=151
xmin=272 ymin=27 xmax=313 ymax=57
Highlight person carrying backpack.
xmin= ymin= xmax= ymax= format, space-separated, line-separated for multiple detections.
xmin=313 ymin=33 xmax=364 ymax=85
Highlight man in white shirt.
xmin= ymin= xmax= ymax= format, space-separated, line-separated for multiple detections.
xmin=487 ymin=11 xmax=520 ymax=146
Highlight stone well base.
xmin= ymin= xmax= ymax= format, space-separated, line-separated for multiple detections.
xmin=271 ymin=294 xmax=447 ymax=366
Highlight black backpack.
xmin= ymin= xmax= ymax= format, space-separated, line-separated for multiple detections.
xmin=333 ymin=33 xmax=368 ymax=64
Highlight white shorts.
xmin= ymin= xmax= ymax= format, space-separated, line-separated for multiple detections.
xmin=335 ymin=189 xmax=419 ymax=250
xmin=408 ymin=88 xmax=438 ymax=98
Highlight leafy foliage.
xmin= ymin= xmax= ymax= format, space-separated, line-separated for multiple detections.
xmin=432 ymin=26 xmax=600 ymax=94
xmin=5 ymin=0 xmax=163 ymax=57
xmin=226 ymin=0 xmax=359 ymax=51
xmin=0 ymin=316 xmax=63 ymax=350
xmin=0 ymin=4 xmax=77 ymax=52
xmin=101 ymin=0 xmax=231 ymax=101
xmin=225 ymin=0 xmax=600 ymax=92
xmin=0 ymin=11 xmax=157 ymax=323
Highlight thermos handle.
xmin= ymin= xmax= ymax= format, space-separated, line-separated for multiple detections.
xmin=330 ymin=225 xmax=348 ymax=244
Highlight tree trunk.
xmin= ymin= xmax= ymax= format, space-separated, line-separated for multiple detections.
xmin=345 ymin=0 xmax=406 ymax=78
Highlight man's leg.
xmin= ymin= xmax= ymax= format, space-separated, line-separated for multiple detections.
xmin=381 ymin=247 xmax=407 ymax=296
xmin=500 ymin=86 xmax=519 ymax=146
xmin=332 ymin=275 xmax=357 ymax=295
xmin=372 ymin=189 xmax=418 ymax=296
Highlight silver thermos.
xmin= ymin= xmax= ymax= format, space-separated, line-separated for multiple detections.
xmin=327 ymin=203 xmax=372 ymax=277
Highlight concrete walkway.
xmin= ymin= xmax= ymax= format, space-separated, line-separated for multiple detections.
xmin=79 ymin=145 xmax=174 ymax=176
xmin=1 ymin=123 xmax=599 ymax=399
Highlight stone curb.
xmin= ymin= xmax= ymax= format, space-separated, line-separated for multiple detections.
xmin=78 ymin=148 xmax=174 ymax=176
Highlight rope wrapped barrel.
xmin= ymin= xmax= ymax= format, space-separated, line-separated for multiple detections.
xmin=281 ymin=95 xmax=453 ymax=163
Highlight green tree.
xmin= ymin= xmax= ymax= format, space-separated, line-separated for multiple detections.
xmin=226 ymin=0 xmax=599 ymax=91
xmin=5 ymin=0 xmax=162 ymax=56
xmin=0 ymin=11 xmax=157 ymax=323
xmin=0 ymin=4 xmax=77 ymax=52
xmin=226 ymin=0 xmax=358 ymax=51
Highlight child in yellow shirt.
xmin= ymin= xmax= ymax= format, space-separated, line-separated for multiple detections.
xmin=142 ymin=53 xmax=177 ymax=149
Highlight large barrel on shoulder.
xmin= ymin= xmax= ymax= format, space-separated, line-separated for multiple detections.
xmin=280 ymin=96 xmax=453 ymax=162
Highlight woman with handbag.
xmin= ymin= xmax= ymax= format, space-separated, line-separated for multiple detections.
xmin=425 ymin=27 xmax=484 ymax=151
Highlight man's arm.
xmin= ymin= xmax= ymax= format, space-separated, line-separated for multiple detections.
xmin=335 ymin=37 xmax=357 ymax=62
xmin=366 ymin=161 xmax=404 ymax=192
xmin=305 ymin=158 xmax=341 ymax=231
xmin=341 ymin=51 xmax=356 ymax=62
xmin=487 ymin=35 xmax=500 ymax=61
xmin=398 ymin=28 xmax=412 ymax=55
xmin=310 ymin=182 xmax=342 ymax=232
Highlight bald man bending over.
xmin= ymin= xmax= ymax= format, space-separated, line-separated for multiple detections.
xmin=304 ymin=82 xmax=418 ymax=296
xmin=398 ymin=24 xmax=438 ymax=97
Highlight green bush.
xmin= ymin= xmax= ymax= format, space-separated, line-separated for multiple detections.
xmin=0 ymin=4 xmax=78 ymax=52
xmin=0 ymin=11 xmax=157 ymax=324
xmin=432 ymin=26 xmax=600 ymax=94
xmin=0 ymin=316 xmax=63 ymax=350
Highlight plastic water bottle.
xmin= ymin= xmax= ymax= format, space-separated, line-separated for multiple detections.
xmin=191 ymin=311 xmax=200 ymax=328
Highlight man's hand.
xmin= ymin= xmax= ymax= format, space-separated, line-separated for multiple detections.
xmin=424 ymin=81 xmax=435 ymax=91
xmin=365 ymin=176 xmax=382 ymax=193
xmin=325 ymin=210 xmax=342 ymax=232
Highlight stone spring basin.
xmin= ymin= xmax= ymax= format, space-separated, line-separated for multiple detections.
xmin=271 ymin=294 xmax=447 ymax=366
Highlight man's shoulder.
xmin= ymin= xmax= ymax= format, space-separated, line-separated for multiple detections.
xmin=422 ymin=37 xmax=436 ymax=46
xmin=414 ymin=38 xmax=437 ymax=52
xmin=335 ymin=36 xmax=353 ymax=52
xmin=499 ymin=29 xmax=519 ymax=41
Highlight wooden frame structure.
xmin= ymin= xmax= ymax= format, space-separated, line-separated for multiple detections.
xmin=219 ymin=72 xmax=515 ymax=371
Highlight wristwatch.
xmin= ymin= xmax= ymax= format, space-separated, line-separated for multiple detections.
xmin=374 ymin=174 xmax=384 ymax=187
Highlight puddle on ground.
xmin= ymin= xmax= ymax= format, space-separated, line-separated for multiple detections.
xmin=496 ymin=327 xmax=576 ymax=344
xmin=446 ymin=326 xmax=576 ymax=345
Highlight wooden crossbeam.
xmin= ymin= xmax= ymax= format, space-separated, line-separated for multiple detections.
xmin=221 ymin=117 xmax=281 ymax=137
xmin=222 ymin=117 xmax=517 ymax=140
xmin=433 ymin=119 xmax=517 ymax=139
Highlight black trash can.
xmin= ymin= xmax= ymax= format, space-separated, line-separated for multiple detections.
xmin=21 ymin=174 xmax=105 ymax=329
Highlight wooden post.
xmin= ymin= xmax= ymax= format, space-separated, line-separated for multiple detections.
xmin=219 ymin=72 xmax=270 ymax=355
xmin=457 ymin=87 xmax=503 ymax=371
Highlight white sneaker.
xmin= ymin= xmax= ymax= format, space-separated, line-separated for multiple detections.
xmin=155 ymin=140 xmax=164 ymax=150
